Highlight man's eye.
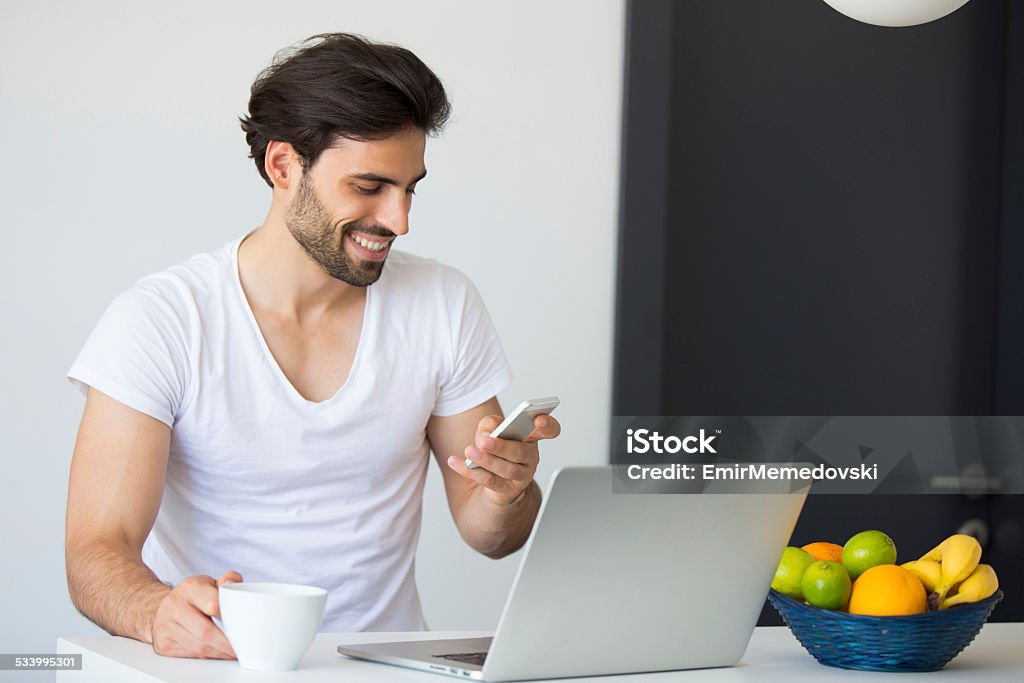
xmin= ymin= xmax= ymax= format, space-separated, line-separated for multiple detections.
xmin=406 ymin=187 xmax=417 ymax=196
xmin=355 ymin=185 xmax=381 ymax=195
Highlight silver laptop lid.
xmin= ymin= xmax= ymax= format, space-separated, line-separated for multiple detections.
xmin=482 ymin=466 xmax=808 ymax=681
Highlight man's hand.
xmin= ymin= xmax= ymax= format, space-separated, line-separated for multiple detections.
xmin=446 ymin=414 xmax=562 ymax=505
xmin=428 ymin=398 xmax=561 ymax=557
xmin=151 ymin=571 xmax=243 ymax=659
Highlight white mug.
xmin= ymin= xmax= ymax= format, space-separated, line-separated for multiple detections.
xmin=217 ymin=582 xmax=327 ymax=671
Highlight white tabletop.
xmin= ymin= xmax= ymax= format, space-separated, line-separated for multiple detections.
xmin=56 ymin=623 xmax=1024 ymax=682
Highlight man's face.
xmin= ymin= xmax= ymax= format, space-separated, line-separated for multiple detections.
xmin=284 ymin=127 xmax=427 ymax=287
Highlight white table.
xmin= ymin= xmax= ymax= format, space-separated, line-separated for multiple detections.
xmin=56 ymin=624 xmax=1024 ymax=682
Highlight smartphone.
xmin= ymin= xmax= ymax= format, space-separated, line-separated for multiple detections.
xmin=465 ymin=396 xmax=560 ymax=469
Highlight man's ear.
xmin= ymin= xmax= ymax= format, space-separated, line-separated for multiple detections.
xmin=264 ymin=140 xmax=302 ymax=190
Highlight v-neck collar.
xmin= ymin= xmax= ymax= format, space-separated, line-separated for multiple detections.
xmin=229 ymin=232 xmax=374 ymax=408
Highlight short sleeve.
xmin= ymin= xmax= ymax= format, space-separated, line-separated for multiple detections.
xmin=67 ymin=279 xmax=192 ymax=427
xmin=433 ymin=268 xmax=513 ymax=417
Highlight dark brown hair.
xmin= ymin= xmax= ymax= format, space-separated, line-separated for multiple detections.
xmin=240 ymin=33 xmax=451 ymax=188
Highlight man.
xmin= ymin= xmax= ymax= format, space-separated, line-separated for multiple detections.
xmin=64 ymin=33 xmax=560 ymax=660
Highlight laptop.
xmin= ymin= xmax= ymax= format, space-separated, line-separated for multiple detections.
xmin=338 ymin=465 xmax=808 ymax=681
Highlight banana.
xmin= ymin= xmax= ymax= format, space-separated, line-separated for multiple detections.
xmin=901 ymin=559 xmax=942 ymax=593
xmin=941 ymin=564 xmax=999 ymax=609
xmin=919 ymin=534 xmax=982 ymax=599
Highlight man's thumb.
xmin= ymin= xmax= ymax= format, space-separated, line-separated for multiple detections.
xmin=217 ymin=571 xmax=244 ymax=587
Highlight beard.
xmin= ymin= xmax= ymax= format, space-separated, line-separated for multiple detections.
xmin=284 ymin=173 xmax=394 ymax=287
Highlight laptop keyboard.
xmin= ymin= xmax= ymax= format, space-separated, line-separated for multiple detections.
xmin=435 ymin=651 xmax=488 ymax=666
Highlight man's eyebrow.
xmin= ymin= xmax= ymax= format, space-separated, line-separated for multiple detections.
xmin=348 ymin=170 xmax=428 ymax=186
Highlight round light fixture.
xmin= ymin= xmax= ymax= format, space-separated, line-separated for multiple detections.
xmin=821 ymin=0 xmax=971 ymax=27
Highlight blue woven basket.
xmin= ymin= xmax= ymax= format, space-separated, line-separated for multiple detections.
xmin=768 ymin=588 xmax=1003 ymax=672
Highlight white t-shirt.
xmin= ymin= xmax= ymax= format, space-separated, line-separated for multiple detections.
xmin=67 ymin=233 xmax=512 ymax=632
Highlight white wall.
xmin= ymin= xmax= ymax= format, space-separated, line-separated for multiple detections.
xmin=0 ymin=0 xmax=624 ymax=652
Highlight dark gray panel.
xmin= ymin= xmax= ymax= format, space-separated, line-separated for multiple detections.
xmin=615 ymin=0 xmax=1021 ymax=623
xmin=996 ymin=0 xmax=1024 ymax=412
xmin=659 ymin=0 xmax=1004 ymax=414
xmin=612 ymin=0 xmax=674 ymax=416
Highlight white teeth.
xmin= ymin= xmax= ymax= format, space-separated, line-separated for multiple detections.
xmin=352 ymin=234 xmax=388 ymax=252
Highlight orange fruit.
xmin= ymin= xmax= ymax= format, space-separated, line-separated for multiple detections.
xmin=802 ymin=542 xmax=843 ymax=563
xmin=848 ymin=565 xmax=927 ymax=616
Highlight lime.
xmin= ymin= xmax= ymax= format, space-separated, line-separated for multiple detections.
xmin=771 ymin=547 xmax=815 ymax=599
xmin=842 ymin=530 xmax=897 ymax=580
xmin=802 ymin=560 xmax=852 ymax=610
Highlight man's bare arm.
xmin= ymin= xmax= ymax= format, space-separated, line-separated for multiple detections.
xmin=427 ymin=398 xmax=559 ymax=559
xmin=65 ymin=388 xmax=239 ymax=658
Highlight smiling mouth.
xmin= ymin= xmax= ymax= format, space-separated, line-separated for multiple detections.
xmin=345 ymin=231 xmax=393 ymax=261
xmin=349 ymin=233 xmax=390 ymax=252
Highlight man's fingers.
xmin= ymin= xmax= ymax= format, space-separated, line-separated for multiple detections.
xmin=152 ymin=634 xmax=189 ymax=658
xmin=179 ymin=579 xmax=235 ymax=658
xmin=476 ymin=414 xmax=502 ymax=435
xmin=526 ymin=415 xmax=561 ymax=443
xmin=447 ymin=455 xmax=518 ymax=496
xmin=172 ymin=627 xmax=236 ymax=660
xmin=475 ymin=427 xmax=545 ymax=467
xmin=217 ymin=571 xmax=243 ymax=587
xmin=479 ymin=415 xmax=560 ymax=453
xmin=182 ymin=577 xmax=221 ymax=617
xmin=154 ymin=594 xmax=235 ymax=659
xmin=173 ymin=607 xmax=236 ymax=659
xmin=152 ymin=574 xmax=244 ymax=660
xmin=463 ymin=445 xmax=530 ymax=481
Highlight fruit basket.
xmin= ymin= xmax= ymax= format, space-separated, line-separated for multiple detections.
xmin=768 ymin=588 xmax=1004 ymax=672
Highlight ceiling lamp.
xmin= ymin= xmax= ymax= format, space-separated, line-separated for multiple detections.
xmin=821 ymin=0 xmax=972 ymax=27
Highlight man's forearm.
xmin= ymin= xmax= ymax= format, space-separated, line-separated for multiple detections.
xmin=455 ymin=480 xmax=542 ymax=559
xmin=66 ymin=539 xmax=172 ymax=643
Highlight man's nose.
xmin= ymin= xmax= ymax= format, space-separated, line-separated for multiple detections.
xmin=376 ymin=192 xmax=411 ymax=236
